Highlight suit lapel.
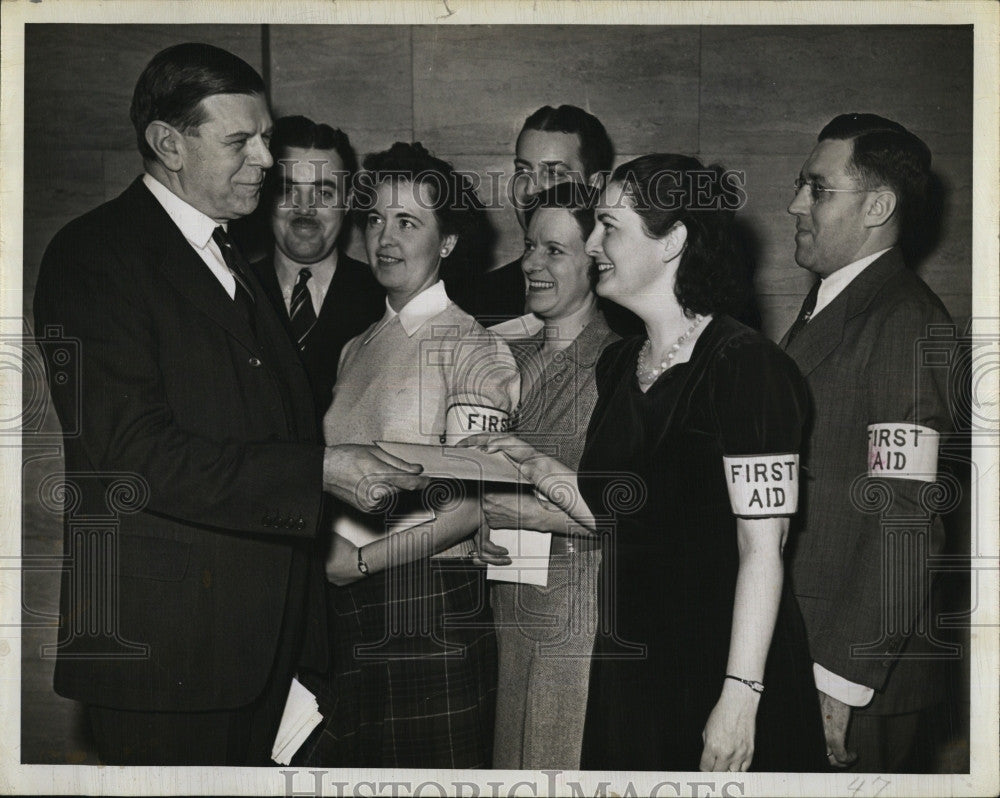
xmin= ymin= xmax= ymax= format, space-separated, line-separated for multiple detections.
xmin=128 ymin=180 xmax=261 ymax=355
xmin=250 ymin=254 xmax=294 ymax=335
xmin=784 ymin=249 xmax=906 ymax=376
xmin=311 ymin=253 xmax=366 ymax=342
xmin=783 ymin=295 xmax=847 ymax=376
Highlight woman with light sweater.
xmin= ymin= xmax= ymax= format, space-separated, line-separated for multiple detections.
xmin=301 ymin=142 xmax=519 ymax=768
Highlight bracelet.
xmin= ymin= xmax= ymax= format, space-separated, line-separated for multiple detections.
xmin=356 ymin=546 xmax=370 ymax=576
xmin=725 ymin=674 xmax=764 ymax=694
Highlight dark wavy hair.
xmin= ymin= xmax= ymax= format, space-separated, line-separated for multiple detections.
xmin=356 ymin=142 xmax=479 ymax=238
xmin=818 ymin=113 xmax=931 ymax=230
xmin=611 ymin=154 xmax=750 ymax=317
xmin=523 ymin=181 xmax=597 ymax=242
xmin=263 ymin=115 xmax=357 ymax=208
xmin=130 ymin=43 xmax=265 ymax=163
xmin=270 ymin=115 xmax=357 ymax=179
xmin=520 ymin=105 xmax=614 ymax=179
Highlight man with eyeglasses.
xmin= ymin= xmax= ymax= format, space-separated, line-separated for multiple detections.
xmin=782 ymin=113 xmax=953 ymax=772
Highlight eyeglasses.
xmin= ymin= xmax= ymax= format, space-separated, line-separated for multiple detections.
xmin=793 ymin=177 xmax=871 ymax=202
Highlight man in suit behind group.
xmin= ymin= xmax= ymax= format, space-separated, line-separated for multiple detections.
xmin=783 ymin=113 xmax=954 ymax=772
xmin=32 ymin=43 xmax=425 ymax=766
xmin=455 ymin=104 xmax=614 ymax=325
xmin=251 ymin=115 xmax=385 ymax=418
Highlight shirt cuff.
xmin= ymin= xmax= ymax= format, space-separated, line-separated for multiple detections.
xmin=813 ymin=663 xmax=875 ymax=708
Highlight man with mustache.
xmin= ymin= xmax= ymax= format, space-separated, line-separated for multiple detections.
xmin=252 ymin=115 xmax=385 ymax=418
xmin=783 ymin=113 xmax=954 ymax=772
xmin=33 ymin=43 xmax=425 ymax=766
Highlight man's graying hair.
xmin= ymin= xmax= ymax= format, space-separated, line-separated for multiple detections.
xmin=130 ymin=42 xmax=266 ymax=162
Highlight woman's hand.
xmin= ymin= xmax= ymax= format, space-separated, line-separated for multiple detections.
xmin=460 ymin=433 xmax=552 ymax=483
xmin=461 ymin=433 xmax=572 ymax=501
xmin=483 ymin=489 xmax=564 ymax=533
xmin=699 ymin=680 xmax=760 ymax=772
xmin=470 ymin=525 xmax=511 ymax=566
xmin=324 ymin=533 xmax=364 ymax=586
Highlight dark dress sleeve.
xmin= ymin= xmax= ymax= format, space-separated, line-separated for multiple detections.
xmin=709 ymin=330 xmax=810 ymax=517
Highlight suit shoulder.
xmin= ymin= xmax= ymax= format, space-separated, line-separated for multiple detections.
xmin=871 ymin=267 xmax=952 ymax=327
xmin=43 ymin=181 xmax=146 ymax=261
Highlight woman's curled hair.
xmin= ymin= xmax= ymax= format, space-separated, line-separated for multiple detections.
xmin=611 ymin=153 xmax=751 ymax=317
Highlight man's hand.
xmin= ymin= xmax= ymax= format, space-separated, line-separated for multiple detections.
xmin=818 ymin=689 xmax=858 ymax=767
xmin=322 ymin=444 xmax=429 ymax=512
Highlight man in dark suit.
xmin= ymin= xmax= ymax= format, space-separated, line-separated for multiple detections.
xmin=32 ymin=43 xmax=425 ymax=766
xmin=783 ymin=113 xmax=954 ymax=771
xmin=251 ymin=115 xmax=384 ymax=418
xmin=456 ymin=105 xmax=614 ymax=325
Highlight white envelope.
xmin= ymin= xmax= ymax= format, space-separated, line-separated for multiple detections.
xmin=376 ymin=440 xmax=529 ymax=484
xmin=271 ymin=676 xmax=323 ymax=765
xmin=486 ymin=527 xmax=552 ymax=587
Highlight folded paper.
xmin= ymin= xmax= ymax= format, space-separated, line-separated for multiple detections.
xmin=271 ymin=677 xmax=323 ymax=765
xmin=486 ymin=528 xmax=552 ymax=587
xmin=376 ymin=440 xmax=528 ymax=483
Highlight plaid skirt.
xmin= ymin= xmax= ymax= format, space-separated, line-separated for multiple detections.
xmin=296 ymin=558 xmax=497 ymax=768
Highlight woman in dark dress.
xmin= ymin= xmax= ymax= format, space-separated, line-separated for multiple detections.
xmin=473 ymin=154 xmax=826 ymax=772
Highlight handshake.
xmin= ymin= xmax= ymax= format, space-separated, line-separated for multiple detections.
xmin=321 ymin=444 xmax=430 ymax=512
xmin=321 ymin=436 xmax=591 ymax=532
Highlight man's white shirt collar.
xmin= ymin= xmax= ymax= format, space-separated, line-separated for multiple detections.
xmin=813 ymin=247 xmax=893 ymax=319
xmin=275 ymin=248 xmax=338 ymax=313
xmin=383 ymin=280 xmax=451 ymax=337
xmin=143 ymin=173 xmax=221 ymax=249
xmin=143 ymin=174 xmax=237 ymax=298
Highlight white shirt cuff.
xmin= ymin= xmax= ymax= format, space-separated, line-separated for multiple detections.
xmin=813 ymin=663 xmax=875 ymax=708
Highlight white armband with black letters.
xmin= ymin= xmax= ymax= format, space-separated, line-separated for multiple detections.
xmin=723 ymin=453 xmax=799 ymax=517
xmin=445 ymin=403 xmax=511 ymax=443
xmin=867 ymin=423 xmax=939 ymax=482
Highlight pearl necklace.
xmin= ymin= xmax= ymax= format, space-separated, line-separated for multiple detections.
xmin=636 ymin=314 xmax=706 ymax=384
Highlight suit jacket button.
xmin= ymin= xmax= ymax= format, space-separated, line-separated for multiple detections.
xmin=297 ymin=518 xmax=305 ymax=530
xmin=248 ymin=356 xmax=262 ymax=367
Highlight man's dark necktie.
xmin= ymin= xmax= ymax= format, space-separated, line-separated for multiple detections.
xmin=212 ymin=226 xmax=256 ymax=312
xmin=288 ymin=268 xmax=317 ymax=349
xmin=784 ymin=279 xmax=820 ymax=347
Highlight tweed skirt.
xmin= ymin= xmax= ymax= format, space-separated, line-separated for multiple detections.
xmin=297 ymin=558 xmax=498 ymax=768
xmin=491 ymin=548 xmax=601 ymax=770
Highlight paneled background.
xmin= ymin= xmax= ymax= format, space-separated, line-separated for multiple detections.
xmin=20 ymin=24 xmax=973 ymax=764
